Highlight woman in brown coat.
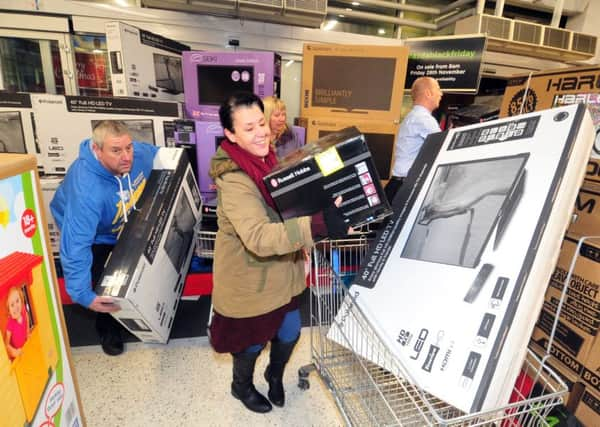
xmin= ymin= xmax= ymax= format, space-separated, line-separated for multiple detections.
xmin=208 ymin=92 xmax=346 ymax=413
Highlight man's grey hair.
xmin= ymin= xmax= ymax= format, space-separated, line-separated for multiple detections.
xmin=92 ymin=120 xmax=130 ymax=149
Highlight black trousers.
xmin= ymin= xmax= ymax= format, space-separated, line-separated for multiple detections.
xmin=91 ymin=244 xmax=124 ymax=336
xmin=384 ymin=176 xmax=405 ymax=204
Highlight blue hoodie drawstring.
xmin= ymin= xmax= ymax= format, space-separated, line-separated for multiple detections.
xmin=114 ymin=175 xmax=129 ymax=223
xmin=126 ymin=173 xmax=138 ymax=212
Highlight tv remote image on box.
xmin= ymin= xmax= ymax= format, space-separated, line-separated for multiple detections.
xmin=464 ymin=263 xmax=494 ymax=303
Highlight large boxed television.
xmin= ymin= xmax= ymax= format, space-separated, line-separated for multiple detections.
xmin=264 ymin=126 xmax=392 ymax=228
xmin=338 ymin=104 xmax=594 ymax=413
xmin=105 ymin=21 xmax=189 ymax=102
xmin=182 ymin=51 xmax=281 ymax=121
xmin=300 ymin=44 xmax=409 ymax=121
xmin=0 ymin=93 xmax=41 ymax=170
xmin=97 ymin=148 xmax=202 ymax=343
xmin=32 ymin=94 xmax=182 ymax=174
xmin=303 ymin=117 xmax=398 ymax=181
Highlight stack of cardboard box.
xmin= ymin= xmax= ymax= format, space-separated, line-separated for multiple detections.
xmin=530 ymin=158 xmax=600 ymax=425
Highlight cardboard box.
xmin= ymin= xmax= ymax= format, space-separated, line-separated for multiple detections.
xmin=264 ymin=126 xmax=392 ymax=228
xmin=182 ymin=51 xmax=281 ymax=121
xmin=499 ymin=65 xmax=600 ymax=159
xmin=32 ymin=94 xmax=182 ymax=174
xmin=574 ymin=387 xmax=600 ymax=426
xmin=0 ymin=92 xmax=41 ymax=171
xmin=587 ymin=158 xmax=600 ymax=187
xmin=97 ymin=148 xmax=202 ymax=343
xmin=569 ymin=182 xmax=600 ymax=238
xmin=303 ymin=116 xmax=398 ymax=180
xmin=40 ymin=176 xmax=63 ymax=256
xmin=342 ymin=104 xmax=595 ymax=413
xmin=582 ymin=337 xmax=600 ymax=394
xmin=0 ymin=154 xmax=83 ymax=426
xmin=300 ymin=44 xmax=409 ymax=122
xmin=105 ymin=21 xmax=189 ymax=102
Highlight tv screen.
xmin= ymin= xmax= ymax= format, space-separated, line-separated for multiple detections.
xmin=163 ymin=192 xmax=196 ymax=272
xmin=153 ymin=53 xmax=184 ymax=94
xmin=0 ymin=111 xmax=27 ymax=154
xmin=197 ymin=65 xmax=254 ymax=106
xmin=319 ymin=130 xmax=394 ymax=179
xmin=91 ymin=119 xmax=156 ymax=145
xmin=312 ymin=56 xmax=396 ymax=111
xmin=401 ymin=154 xmax=529 ymax=268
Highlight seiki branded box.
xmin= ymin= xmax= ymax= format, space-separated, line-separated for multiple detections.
xmin=106 ymin=21 xmax=189 ymax=102
xmin=336 ymin=104 xmax=594 ymax=413
xmin=0 ymin=92 xmax=42 ymax=171
xmin=32 ymin=94 xmax=182 ymax=174
xmin=97 ymin=148 xmax=202 ymax=343
xmin=301 ymin=44 xmax=409 ymax=122
xmin=302 ymin=117 xmax=398 ymax=181
xmin=182 ymin=50 xmax=281 ymax=121
xmin=264 ymin=126 xmax=392 ymax=228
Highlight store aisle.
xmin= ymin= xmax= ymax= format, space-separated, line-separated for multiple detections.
xmin=70 ymin=328 xmax=344 ymax=427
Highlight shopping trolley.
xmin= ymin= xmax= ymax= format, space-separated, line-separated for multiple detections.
xmin=298 ymin=233 xmax=569 ymax=426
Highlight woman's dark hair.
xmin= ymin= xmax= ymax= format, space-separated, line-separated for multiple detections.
xmin=219 ymin=92 xmax=264 ymax=133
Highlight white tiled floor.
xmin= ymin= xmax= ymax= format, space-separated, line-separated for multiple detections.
xmin=70 ymin=328 xmax=344 ymax=427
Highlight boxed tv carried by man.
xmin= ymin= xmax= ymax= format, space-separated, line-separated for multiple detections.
xmin=96 ymin=147 xmax=202 ymax=343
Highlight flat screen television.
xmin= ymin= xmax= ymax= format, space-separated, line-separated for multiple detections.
xmin=401 ymin=154 xmax=529 ymax=268
xmin=0 ymin=111 xmax=27 ymax=154
xmin=163 ymin=190 xmax=196 ymax=272
xmin=91 ymin=119 xmax=156 ymax=145
xmin=319 ymin=130 xmax=395 ymax=179
xmin=197 ymin=64 xmax=254 ymax=106
xmin=153 ymin=53 xmax=184 ymax=94
xmin=312 ymin=56 xmax=396 ymax=111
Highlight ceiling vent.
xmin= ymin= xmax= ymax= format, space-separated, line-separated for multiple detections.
xmin=455 ymin=14 xmax=597 ymax=62
xmin=142 ymin=0 xmax=238 ymax=18
xmin=284 ymin=0 xmax=326 ymax=27
xmin=238 ymin=0 xmax=283 ymax=22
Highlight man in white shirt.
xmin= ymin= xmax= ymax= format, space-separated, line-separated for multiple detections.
xmin=386 ymin=76 xmax=443 ymax=202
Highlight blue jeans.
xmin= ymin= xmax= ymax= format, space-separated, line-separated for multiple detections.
xmin=244 ymin=309 xmax=300 ymax=353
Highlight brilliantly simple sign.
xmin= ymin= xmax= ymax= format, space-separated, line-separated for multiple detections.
xmin=404 ymin=35 xmax=486 ymax=93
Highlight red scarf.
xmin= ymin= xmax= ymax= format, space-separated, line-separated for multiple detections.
xmin=220 ymin=140 xmax=279 ymax=210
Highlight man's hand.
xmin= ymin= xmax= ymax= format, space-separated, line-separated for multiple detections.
xmin=89 ymin=295 xmax=121 ymax=313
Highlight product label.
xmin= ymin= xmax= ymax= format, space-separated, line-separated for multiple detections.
xmin=315 ymin=146 xmax=344 ymax=176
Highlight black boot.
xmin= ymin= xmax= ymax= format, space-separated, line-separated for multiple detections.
xmin=264 ymin=337 xmax=299 ymax=407
xmin=96 ymin=312 xmax=124 ymax=356
xmin=231 ymin=351 xmax=272 ymax=413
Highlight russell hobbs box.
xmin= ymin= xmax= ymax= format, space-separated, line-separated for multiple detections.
xmin=97 ymin=148 xmax=202 ymax=343
xmin=264 ymin=126 xmax=391 ymax=228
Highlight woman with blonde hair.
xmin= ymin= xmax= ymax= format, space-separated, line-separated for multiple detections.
xmin=262 ymin=96 xmax=302 ymax=158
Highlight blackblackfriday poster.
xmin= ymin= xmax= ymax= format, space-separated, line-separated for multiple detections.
xmin=404 ymin=36 xmax=486 ymax=93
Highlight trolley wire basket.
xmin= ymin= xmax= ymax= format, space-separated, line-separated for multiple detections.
xmin=299 ymin=234 xmax=569 ymax=426
xmin=195 ymin=229 xmax=217 ymax=259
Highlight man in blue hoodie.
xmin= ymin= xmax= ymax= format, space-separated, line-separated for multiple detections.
xmin=51 ymin=120 xmax=158 ymax=355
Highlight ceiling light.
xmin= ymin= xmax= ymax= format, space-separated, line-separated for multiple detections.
xmin=345 ymin=8 xmax=352 ymax=11
xmin=378 ymin=29 xmax=386 ymax=35
xmin=339 ymin=14 xmax=345 ymax=18
xmin=352 ymin=1 xmax=360 ymax=5
xmin=323 ymin=19 xmax=338 ymax=31
xmin=285 ymin=59 xmax=294 ymax=67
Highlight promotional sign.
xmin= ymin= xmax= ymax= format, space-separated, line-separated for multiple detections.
xmin=333 ymin=104 xmax=594 ymax=413
xmin=75 ymin=52 xmax=109 ymax=90
xmin=404 ymin=35 xmax=486 ymax=93
xmin=0 ymin=155 xmax=84 ymax=427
